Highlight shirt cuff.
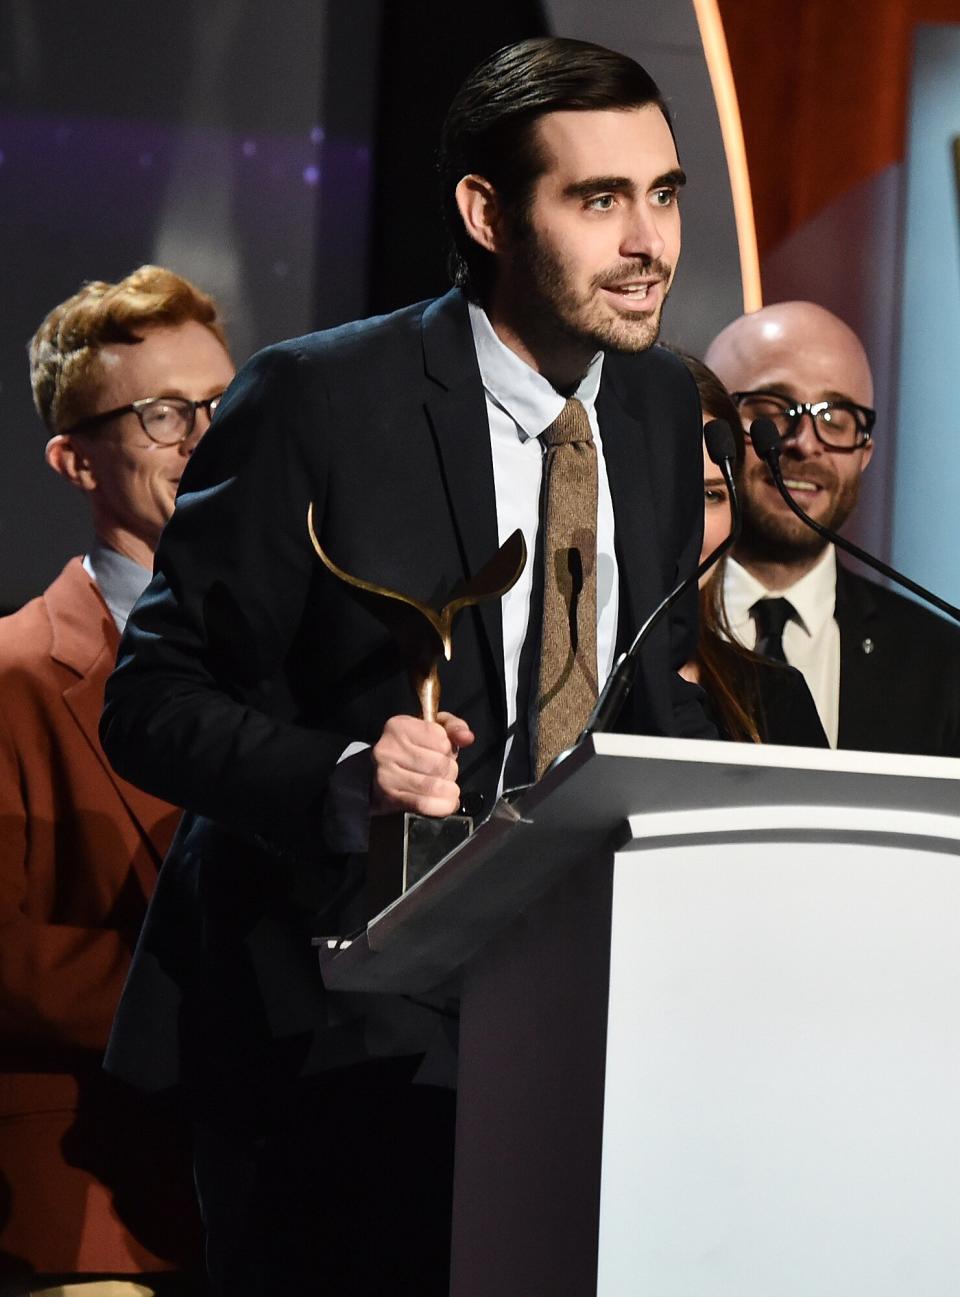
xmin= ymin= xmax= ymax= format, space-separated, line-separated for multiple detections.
xmin=322 ymin=742 xmax=373 ymax=854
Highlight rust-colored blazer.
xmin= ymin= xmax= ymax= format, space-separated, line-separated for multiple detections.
xmin=0 ymin=558 xmax=199 ymax=1280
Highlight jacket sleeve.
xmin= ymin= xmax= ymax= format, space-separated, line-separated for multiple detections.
xmin=100 ymin=343 xmax=351 ymax=851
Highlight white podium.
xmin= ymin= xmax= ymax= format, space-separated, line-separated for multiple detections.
xmin=321 ymin=734 xmax=960 ymax=1296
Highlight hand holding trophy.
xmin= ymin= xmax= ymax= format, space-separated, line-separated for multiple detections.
xmin=308 ymin=504 xmax=526 ymax=913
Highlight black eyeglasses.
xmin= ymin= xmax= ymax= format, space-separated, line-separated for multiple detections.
xmin=65 ymin=394 xmax=224 ymax=446
xmin=732 ymin=390 xmax=875 ymax=452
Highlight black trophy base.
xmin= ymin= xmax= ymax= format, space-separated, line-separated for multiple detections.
xmin=366 ymin=812 xmax=474 ymax=920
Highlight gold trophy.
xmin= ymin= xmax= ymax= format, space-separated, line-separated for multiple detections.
xmin=308 ymin=505 xmax=526 ymax=914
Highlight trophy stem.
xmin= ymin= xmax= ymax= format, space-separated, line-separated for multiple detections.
xmin=413 ymin=663 xmax=441 ymax=725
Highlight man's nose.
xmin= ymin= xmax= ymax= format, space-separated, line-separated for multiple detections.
xmin=621 ymin=203 xmax=665 ymax=262
xmin=781 ymin=410 xmax=823 ymax=458
xmin=179 ymin=407 xmax=212 ymax=456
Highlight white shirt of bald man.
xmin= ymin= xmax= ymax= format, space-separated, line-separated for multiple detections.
xmin=722 ymin=546 xmax=841 ymax=747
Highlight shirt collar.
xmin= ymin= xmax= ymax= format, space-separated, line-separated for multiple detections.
xmin=83 ymin=537 xmax=152 ymax=634
xmin=468 ymin=299 xmax=604 ymax=443
xmin=724 ymin=545 xmax=838 ymax=639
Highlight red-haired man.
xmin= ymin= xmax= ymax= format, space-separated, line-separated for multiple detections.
xmin=0 ymin=266 xmax=234 ymax=1294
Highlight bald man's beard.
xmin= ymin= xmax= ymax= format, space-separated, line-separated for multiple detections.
xmin=736 ymin=462 xmax=864 ymax=568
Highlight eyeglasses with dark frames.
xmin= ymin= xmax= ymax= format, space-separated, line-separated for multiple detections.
xmin=65 ymin=394 xmax=224 ymax=446
xmin=732 ymin=390 xmax=876 ymax=452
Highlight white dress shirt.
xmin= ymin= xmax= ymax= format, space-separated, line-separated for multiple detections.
xmin=468 ymin=301 xmax=619 ymax=781
xmin=324 ymin=302 xmax=622 ymax=848
xmin=723 ymin=546 xmax=841 ymax=746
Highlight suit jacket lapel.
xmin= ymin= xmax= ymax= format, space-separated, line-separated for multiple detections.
xmin=835 ymin=562 xmax=879 ymax=747
xmin=595 ymin=372 xmax=673 ymax=733
xmin=45 ymin=559 xmax=175 ymax=870
xmin=421 ymin=290 xmax=506 ymax=722
xmin=596 ymin=370 xmax=664 ymax=624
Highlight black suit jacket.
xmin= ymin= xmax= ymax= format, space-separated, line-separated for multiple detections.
xmin=100 ymin=289 xmax=712 ymax=1105
xmin=836 ymin=564 xmax=960 ymax=756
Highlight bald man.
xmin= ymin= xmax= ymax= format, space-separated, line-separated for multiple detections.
xmin=705 ymin=300 xmax=960 ymax=757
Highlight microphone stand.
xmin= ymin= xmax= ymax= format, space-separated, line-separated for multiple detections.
xmin=501 ymin=420 xmax=740 ymax=799
xmin=576 ymin=451 xmax=740 ymax=742
xmin=570 ymin=420 xmax=743 ymax=753
xmin=749 ymin=418 xmax=960 ymax=625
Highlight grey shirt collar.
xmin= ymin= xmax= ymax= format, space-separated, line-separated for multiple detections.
xmin=82 ymin=538 xmax=152 ymax=634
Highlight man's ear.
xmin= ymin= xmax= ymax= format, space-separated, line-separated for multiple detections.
xmin=46 ymin=434 xmax=98 ymax=493
xmin=454 ymin=174 xmax=504 ymax=255
xmin=859 ymin=439 xmax=875 ymax=473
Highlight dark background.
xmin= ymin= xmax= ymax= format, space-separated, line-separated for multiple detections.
xmin=0 ymin=0 xmax=758 ymax=613
xmin=0 ymin=0 xmax=554 ymax=611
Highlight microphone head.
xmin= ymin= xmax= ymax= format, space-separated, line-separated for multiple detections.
xmin=749 ymin=417 xmax=782 ymax=463
xmin=703 ymin=418 xmax=737 ymax=466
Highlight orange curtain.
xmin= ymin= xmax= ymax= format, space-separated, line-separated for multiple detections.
xmin=717 ymin=0 xmax=960 ymax=256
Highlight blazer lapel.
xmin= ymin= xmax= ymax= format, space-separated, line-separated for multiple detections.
xmin=421 ymin=290 xmax=506 ymax=721
xmin=595 ymin=380 xmax=663 ymax=641
xmin=45 ymin=559 xmax=175 ymax=870
xmin=835 ymin=562 xmax=880 ymax=748
xmin=595 ymin=371 xmax=673 ymax=733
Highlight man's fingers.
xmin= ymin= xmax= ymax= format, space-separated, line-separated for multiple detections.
xmin=386 ymin=747 xmax=457 ymax=783
xmin=374 ymin=728 xmax=458 ymax=780
xmin=380 ymin=714 xmax=456 ymax=756
xmin=373 ymin=765 xmax=461 ymax=817
xmin=371 ymin=713 xmax=467 ymax=817
xmin=437 ymin=711 xmax=476 ymax=749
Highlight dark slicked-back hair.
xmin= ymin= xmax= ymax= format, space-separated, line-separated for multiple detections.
xmin=438 ymin=36 xmax=671 ymax=300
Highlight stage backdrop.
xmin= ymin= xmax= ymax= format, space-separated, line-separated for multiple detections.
xmin=892 ymin=25 xmax=960 ymax=612
xmin=718 ymin=0 xmax=960 ymax=596
xmin=7 ymin=1 xmax=955 ymax=612
xmin=0 ymin=0 xmax=380 ymax=611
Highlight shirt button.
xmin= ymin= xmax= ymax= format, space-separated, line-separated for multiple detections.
xmin=861 ymin=637 xmax=875 ymax=655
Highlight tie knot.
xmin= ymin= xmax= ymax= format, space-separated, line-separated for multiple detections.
xmin=542 ymin=398 xmax=593 ymax=447
xmin=751 ymin=597 xmax=796 ymax=639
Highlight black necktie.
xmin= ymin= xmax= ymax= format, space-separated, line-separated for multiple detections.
xmin=751 ymin=597 xmax=796 ymax=663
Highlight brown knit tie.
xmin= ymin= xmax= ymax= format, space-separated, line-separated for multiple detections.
xmin=533 ymin=397 xmax=599 ymax=778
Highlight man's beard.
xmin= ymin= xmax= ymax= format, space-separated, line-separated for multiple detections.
xmin=508 ymin=218 xmax=673 ymax=358
xmin=737 ymin=456 xmax=863 ymax=567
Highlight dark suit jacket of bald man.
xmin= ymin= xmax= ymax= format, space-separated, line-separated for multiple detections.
xmin=836 ymin=564 xmax=960 ymax=756
xmin=99 ymin=287 xmax=713 ymax=1114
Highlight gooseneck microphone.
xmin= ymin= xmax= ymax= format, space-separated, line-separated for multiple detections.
xmin=501 ymin=420 xmax=739 ymax=795
xmin=749 ymin=417 xmax=960 ymax=625
xmin=575 ymin=418 xmax=741 ymax=743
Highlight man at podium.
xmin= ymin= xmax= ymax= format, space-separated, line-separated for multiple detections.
xmin=100 ymin=36 xmax=714 ymax=1296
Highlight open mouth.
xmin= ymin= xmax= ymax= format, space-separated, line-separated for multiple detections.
xmin=602 ymin=280 xmax=660 ymax=310
xmin=781 ymin=477 xmax=820 ymax=495
xmin=763 ymin=473 xmax=826 ymax=504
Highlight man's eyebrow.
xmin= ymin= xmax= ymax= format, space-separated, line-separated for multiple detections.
xmin=562 ymin=176 xmax=635 ymax=199
xmin=821 ymin=389 xmax=864 ymax=406
xmin=653 ymin=168 xmax=686 ymax=191
xmin=747 ymin=383 xmax=795 ymax=399
xmin=750 ymin=384 xmax=862 ymax=406
xmin=150 ymin=387 xmax=224 ymax=401
xmin=561 ymin=168 xmax=687 ymax=201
